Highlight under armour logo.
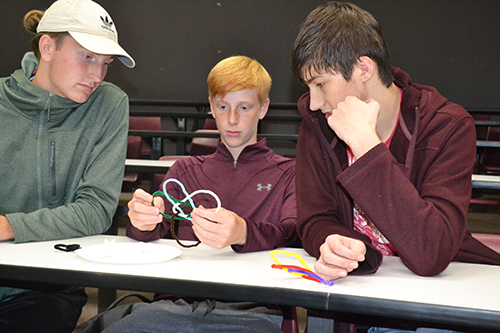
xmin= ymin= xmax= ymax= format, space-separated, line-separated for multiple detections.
xmin=257 ymin=183 xmax=272 ymax=191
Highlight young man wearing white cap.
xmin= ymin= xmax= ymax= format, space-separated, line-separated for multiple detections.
xmin=0 ymin=0 xmax=135 ymax=332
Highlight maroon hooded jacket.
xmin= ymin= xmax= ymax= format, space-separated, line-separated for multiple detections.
xmin=296 ymin=68 xmax=500 ymax=276
xmin=127 ymin=139 xmax=299 ymax=253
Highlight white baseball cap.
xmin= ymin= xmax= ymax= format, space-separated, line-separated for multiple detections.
xmin=37 ymin=0 xmax=135 ymax=68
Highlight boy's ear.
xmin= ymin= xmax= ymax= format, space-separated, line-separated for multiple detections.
xmin=258 ymin=98 xmax=270 ymax=120
xmin=208 ymin=97 xmax=216 ymax=119
xmin=357 ymin=56 xmax=375 ymax=82
xmin=38 ymin=35 xmax=55 ymax=63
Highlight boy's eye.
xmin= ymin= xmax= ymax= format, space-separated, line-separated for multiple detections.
xmin=240 ymin=104 xmax=254 ymax=111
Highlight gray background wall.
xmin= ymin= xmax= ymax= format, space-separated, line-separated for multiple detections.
xmin=1 ymin=0 xmax=499 ymax=109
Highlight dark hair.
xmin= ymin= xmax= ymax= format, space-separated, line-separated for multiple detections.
xmin=23 ymin=9 xmax=68 ymax=60
xmin=291 ymin=1 xmax=393 ymax=87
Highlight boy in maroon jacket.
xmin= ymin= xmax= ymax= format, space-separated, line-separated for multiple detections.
xmin=127 ymin=55 xmax=298 ymax=253
xmin=86 ymin=56 xmax=297 ymax=333
xmin=291 ymin=1 xmax=500 ymax=284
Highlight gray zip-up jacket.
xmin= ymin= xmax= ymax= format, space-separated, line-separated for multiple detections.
xmin=0 ymin=52 xmax=128 ymax=244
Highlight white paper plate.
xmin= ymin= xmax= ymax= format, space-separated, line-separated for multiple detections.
xmin=75 ymin=241 xmax=182 ymax=264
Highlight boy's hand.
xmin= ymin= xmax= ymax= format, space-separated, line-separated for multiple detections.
xmin=314 ymin=234 xmax=366 ymax=281
xmin=328 ymin=96 xmax=381 ymax=159
xmin=127 ymin=189 xmax=165 ymax=231
xmin=0 ymin=216 xmax=14 ymax=241
xmin=190 ymin=205 xmax=247 ymax=249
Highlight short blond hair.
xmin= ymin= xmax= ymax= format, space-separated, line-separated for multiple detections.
xmin=207 ymin=55 xmax=272 ymax=104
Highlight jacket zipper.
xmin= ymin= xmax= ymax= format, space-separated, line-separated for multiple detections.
xmin=227 ymin=159 xmax=238 ymax=209
xmin=313 ymin=117 xmax=354 ymax=228
xmin=49 ymin=139 xmax=56 ymax=199
xmin=36 ymin=94 xmax=54 ymax=208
